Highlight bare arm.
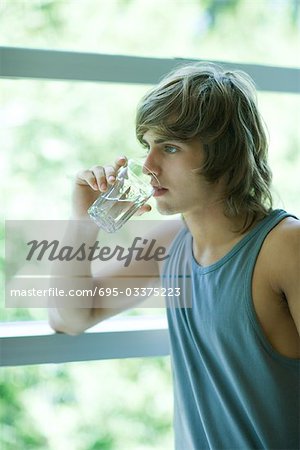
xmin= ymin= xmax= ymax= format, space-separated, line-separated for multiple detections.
xmin=48 ymin=156 xmax=128 ymax=334
xmin=270 ymin=217 xmax=300 ymax=335
xmin=48 ymin=156 xmax=181 ymax=335
xmin=277 ymin=218 xmax=300 ymax=335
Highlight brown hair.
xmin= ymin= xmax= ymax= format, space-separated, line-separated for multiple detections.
xmin=136 ymin=62 xmax=273 ymax=231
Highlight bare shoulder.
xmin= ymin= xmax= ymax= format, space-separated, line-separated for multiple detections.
xmin=265 ymin=215 xmax=300 ymax=262
xmin=264 ymin=215 xmax=300 ymax=332
xmin=254 ymin=215 xmax=299 ymax=276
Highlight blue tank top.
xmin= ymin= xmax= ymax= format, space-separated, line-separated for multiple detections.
xmin=163 ymin=209 xmax=300 ymax=450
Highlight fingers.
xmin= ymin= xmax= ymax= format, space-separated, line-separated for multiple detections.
xmin=75 ymin=156 xmax=128 ymax=192
xmin=135 ymin=203 xmax=152 ymax=216
xmin=113 ymin=155 xmax=128 ymax=173
xmin=90 ymin=165 xmax=114 ymax=192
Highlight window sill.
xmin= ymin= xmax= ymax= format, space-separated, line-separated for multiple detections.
xmin=0 ymin=315 xmax=169 ymax=367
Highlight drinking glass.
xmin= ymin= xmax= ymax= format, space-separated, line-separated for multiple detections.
xmin=88 ymin=159 xmax=155 ymax=233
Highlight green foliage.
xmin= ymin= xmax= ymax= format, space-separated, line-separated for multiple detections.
xmin=1 ymin=359 xmax=173 ymax=449
xmin=0 ymin=367 xmax=49 ymax=449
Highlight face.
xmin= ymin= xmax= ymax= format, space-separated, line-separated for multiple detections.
xmin=141 ymin=129 xmax=223 ymax=218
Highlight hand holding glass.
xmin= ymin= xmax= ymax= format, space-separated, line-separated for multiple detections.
xmin=88 ymin=159 xmax=155 ymax=233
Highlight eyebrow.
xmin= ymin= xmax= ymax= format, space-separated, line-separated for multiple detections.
xmin=154 ymin=138 xmax=169 ymax=144
xmin=141 ymin=137 xmax=182 ymax=145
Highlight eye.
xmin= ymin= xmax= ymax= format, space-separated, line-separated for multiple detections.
xmin=164 ymin=145 xmax=179 ymax=154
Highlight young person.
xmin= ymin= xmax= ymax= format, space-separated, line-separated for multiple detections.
xmin=49 ymin=62 xmax=300 ymax=449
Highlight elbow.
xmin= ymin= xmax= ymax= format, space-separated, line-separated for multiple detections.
xmin=49 ymin=320 xmax=85 ymax=336
xmin=48 ymin=309 xmax=85 ymax=336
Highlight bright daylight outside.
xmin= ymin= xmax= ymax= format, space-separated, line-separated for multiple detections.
xmin=1 ymin=0 xmax=299 ymax=449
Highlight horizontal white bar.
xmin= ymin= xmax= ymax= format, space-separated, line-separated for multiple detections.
xmin=0 ymin=316 xmax=170 ymax=367
xmin=1 ymin=47 xmax=299 ymax=93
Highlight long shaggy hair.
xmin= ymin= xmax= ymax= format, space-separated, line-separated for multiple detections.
xmin=136 ymin=62 xmax=273 ymax=232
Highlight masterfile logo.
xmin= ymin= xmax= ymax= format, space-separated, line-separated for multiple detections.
xmin=25 ymin=237 xmax=169 ymax=267
xmin=5 ymin=219 xmax=192 ymax=309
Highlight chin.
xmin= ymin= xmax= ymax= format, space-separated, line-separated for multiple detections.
xmin=156 ymin=204 xmax=181 ymax=216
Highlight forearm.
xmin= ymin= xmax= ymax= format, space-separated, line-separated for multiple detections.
xmin=47 ymin=156 xmax=142 ymax=334
xmin=48 ymin=219 xmax=100 ymax=334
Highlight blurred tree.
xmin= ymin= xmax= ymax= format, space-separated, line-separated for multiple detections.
xmin=200 ymin=0 xmax=300 ymax=31
xmin=202 ymin=0 xmax=240 ymax=27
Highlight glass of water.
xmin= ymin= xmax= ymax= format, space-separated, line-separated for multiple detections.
xmin=88 ymin=159 xmax=155 ymax=233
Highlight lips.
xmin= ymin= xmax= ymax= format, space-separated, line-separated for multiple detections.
xmin=152 ymin=186 xmax=168 ymax=197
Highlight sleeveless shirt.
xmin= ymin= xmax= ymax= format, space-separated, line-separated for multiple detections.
xmin=163 ymin=209 xmax=300 ymax=450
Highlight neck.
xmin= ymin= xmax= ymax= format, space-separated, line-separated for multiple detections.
xmin=183 ymin=205 xmax=251 ymax=267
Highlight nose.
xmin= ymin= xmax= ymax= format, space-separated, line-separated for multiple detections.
xmin=142 ymin=149 xmax=161 ymax=178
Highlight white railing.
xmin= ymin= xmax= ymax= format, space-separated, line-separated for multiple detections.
xmin=1 ymin=47 xmax=299 ymax=92
xmin=0 ymin=316 xmax=169 ymax=367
